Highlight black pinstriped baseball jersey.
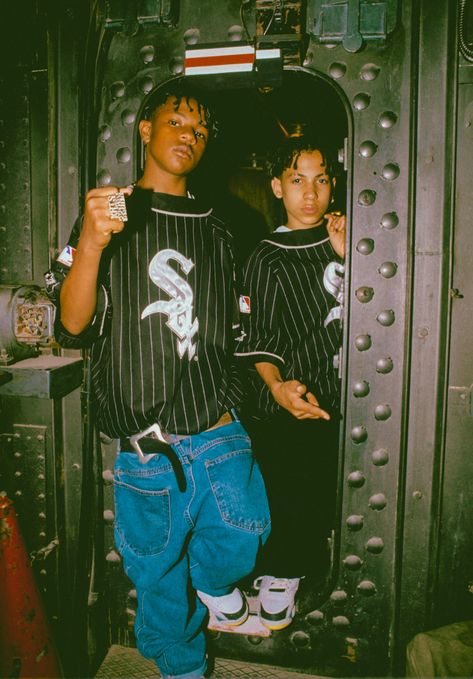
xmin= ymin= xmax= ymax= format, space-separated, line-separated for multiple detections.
xmin=235 ymin=222 xmax=343 ymax=418
xmin=47 ymin=188 xmax=242 ymax=438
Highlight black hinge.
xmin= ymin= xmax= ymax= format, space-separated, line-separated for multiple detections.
xmin=308 ymin=0 xmax=399 ymax=53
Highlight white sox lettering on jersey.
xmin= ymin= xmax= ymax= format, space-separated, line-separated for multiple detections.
xmin=141 ymin=248 xmax=199 ymax=360
xmin=323 ymin=261 xmax=344 ymax=328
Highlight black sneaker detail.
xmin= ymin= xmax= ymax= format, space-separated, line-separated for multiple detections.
xmin=215 ymin=599 xmax=248 ymax=622
xmin=259 ymin=604 xmax=289 ymax=622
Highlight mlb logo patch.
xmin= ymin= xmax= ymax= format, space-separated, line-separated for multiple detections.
xmin=56 ymin=244 xmax=76 ymax=267
xmin=239 ymin=295 xmax=251 ymax=314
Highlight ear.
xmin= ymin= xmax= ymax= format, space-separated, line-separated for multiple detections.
xmin=139 ymin=119 xmax=152 ymax=144
xmin=271 ymin=177 xmax=283 ymax=199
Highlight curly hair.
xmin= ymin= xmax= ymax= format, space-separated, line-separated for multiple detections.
xmin=140 ymin=79 xmax=218 ymax=139
xmin=267 ymin=136 xmax=341 ymax=179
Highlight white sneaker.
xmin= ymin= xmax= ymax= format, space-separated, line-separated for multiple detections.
xmin=255 ymin=575 xmax=300 ymax=630
xmin=196 ymin=587 xmax=249 ymax=626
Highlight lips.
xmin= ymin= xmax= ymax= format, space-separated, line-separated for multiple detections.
xmin=173 ymin=145 xmax=193 ymax=160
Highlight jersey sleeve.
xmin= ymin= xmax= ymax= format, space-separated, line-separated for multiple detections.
xmin=235 ymin=247 xmax=286 ymax=370
xmin=44 ymin=217 xmax=111 ymax=349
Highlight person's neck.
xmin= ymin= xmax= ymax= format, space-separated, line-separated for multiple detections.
xmin=136 ymin=171 xmax=188 ymax=197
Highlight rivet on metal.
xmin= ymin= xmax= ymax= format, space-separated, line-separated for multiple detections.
xmin=14 ymin=471 xmax=22 ymax=478
xmin=128 ymin=589 xmax=137 ymax=599
xmin=228 ymin=25 xmax=243 ymax=41
xmin=97 ymin=170 xmax=112 ymax=186
xmin=378 ymin=111 xmax=398 ymax=129
xmin=372 ymin=448 xmax=389 ymax=466
xmin=347 ymin=471 xmax=366 ymax=488
xmin=139 ymin=76 xmax=155 ymax=94
xmin=358 ymin=189 xmax=376 ymax=206
xmin=184 ymin=28 xmax=201 ymax=45
xmin=369 ymin=493 xmax=387 ymax=510
xmin=14 ymin=452 xmax=21 ymax=458
xmin=344 ymin=554 xmax=363 ymax=570
xmin=379 ymin=261 xmax=398 ymax=278
xmin=359 ymin=141 xmax=378 ymax=158
xmin=376 ymin=357 xmax=393 ymax=374
xmin=332 ymin=615 xmax=350 ymax=627
xmin=360 ymin=63 xmax=380 ymax=81
xmin=346 ymin=514 xmax=364 ymax=531
xmin=355 ymin=334 xmax=372 ymax=351
xmin=306 ymin=609 xmax=324 ymax=625
xmin=355 ymin=286 xmax=374 ymax=303
xmin=106 ymin=549 xmax=121 ymax=563
xmin=117 ymin=147 xmax=131 ymax=164
xmin=110 ymin=81 xmax=126 ymax=99
xmin=353 ymin=93 xmax=371 ymax=110
xmin=357 ymin=580 xmax=377 ymax=596
xmin=380 ymin=212 xmax=399 ymax=229
xmin=366 ymin=536 xmax=384 ymax=553
xmin=291 ymin=631 xmax=310 ymax=647
xmin=356 ymin=238 xmax=374 ymax=255
xmin=102 ymin=469 xmax=114 ymax=484
xmin=330 ymin=590 xmax=348 ymax=604
xmin=328 ymin=62 xmax=347 ymax=79
xmin=353 ymin=380 xmax=370 ymax=397
xmin=351 ymin=425 xmax=368 ymax=443
xmin=121 ymin=110 xmax=136 ymax=126
xmin=381 ymin=163 xmax=400 ymax=181
xmin=169 ymin=57 xmax=185 ymax=75
xmin=374 ymin=404 xmax=392 ymax=421
xmin=140 ymin=45 xmax=155 ymax=63
xmin=377 ymin=310 xmax=395 ymax=326
xmin=103 ymin=509 xmax=115 ymax=522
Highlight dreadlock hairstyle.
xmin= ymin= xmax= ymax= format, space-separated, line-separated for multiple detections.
xmin=140 ymin=79 xmax=218 ymax=140
xmin=266 ymin=136 xmax=341 ymax=180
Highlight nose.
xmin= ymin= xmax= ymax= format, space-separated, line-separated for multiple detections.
xmin=180 ymin=125 xmax=197 ymax=144
xmin=304 ymin=183 xmax=317 ymax=199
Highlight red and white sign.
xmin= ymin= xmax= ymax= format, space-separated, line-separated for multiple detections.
xmin=185 ymin=44 xmax=256 ymax=76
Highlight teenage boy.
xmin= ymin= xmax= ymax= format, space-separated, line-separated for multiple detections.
xmin=236 ymin=137 xmax=345 ymax=631
xmin=46 ymin=82 xmax=270 ymax=679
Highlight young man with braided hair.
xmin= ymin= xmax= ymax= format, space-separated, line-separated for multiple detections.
xmin=46 ymin=82 xmax=270 ymax=679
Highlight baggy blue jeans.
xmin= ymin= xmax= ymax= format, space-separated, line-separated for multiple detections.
xmin=113 ymin=418 xmax=271 ymax=678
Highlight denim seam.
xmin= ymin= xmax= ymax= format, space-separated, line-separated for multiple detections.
xmin=184 ymin=463 xmax=196 ymax=530
xmin=191 ymin=432 xmax=251 ymax=458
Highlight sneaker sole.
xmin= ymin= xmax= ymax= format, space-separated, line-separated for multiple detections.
xmin=260 ymin=616 xmax=294 ymax=631
xmin=215 ymin=609 xmax=249 ymax=626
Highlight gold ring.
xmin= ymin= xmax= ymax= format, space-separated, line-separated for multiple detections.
xmin=108 ymin=192 xmax=128 ymax=221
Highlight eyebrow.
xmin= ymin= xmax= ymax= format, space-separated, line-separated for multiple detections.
xmin=168 ymin=109 xmax=208 ymax=129
xmin=287 ymin=170 xmax=329 ymax=178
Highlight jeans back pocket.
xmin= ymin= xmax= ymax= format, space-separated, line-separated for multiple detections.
xmin=114 ymin=478 xmax=171 ymax=556
xmin=206 ymin=450 xmax=270 ymax=534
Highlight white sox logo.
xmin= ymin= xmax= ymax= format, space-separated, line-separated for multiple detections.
xmin=141 ymin=249 xmax=199 ymax=360
xmin=323 ymin=261 xmax=345 ymax=328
